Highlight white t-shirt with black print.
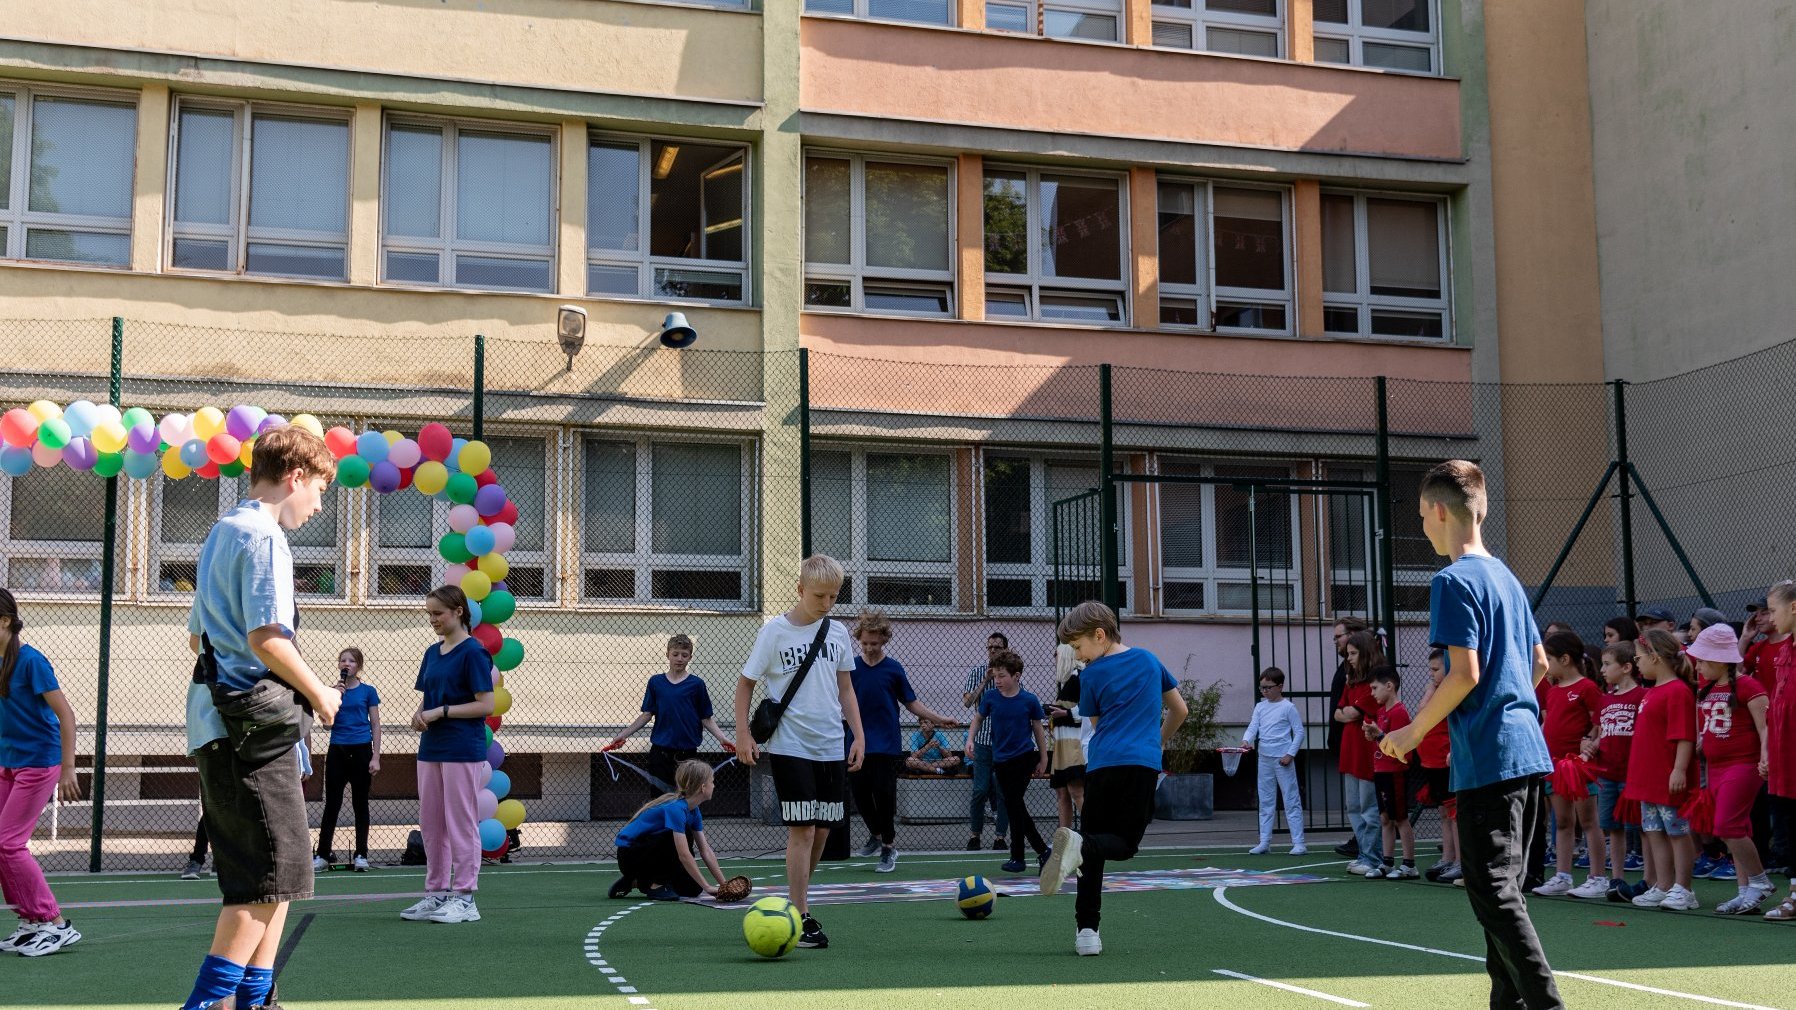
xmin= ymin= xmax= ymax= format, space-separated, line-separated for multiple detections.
xmin=741 ymin=615 xmax=857 ymax=762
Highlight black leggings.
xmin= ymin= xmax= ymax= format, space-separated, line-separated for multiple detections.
xmin=850 ymin=753 xmax=903 ymax=846
xmin=994 ymin=753 xmax=1048 ymax=862
xmin=317 ymin=742 xmax=374 ymax=858
xmin=191 ymin=817 xmax=209 ymax=863
xmin=617 ymin=836 xmax=705 ymax=897
xmin=1075 ymin=765 xmax=1158 ymax=931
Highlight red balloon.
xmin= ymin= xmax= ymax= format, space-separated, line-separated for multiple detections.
xmin=474 ymin=468 xmax=498 ymax=488
xmin=466 ymin=559 xmax=480 ymax=570
xmin=472 ymin=622 xmax=503 ymax=655
xmin=196 ymin=460 xmax=221 ymax=479
xmin=324 ymin=426 xmax=357 ymax=459
xmin=495 ymin=501 xmax=519 ymax=527
xmin=481 ymin=840 xmax=509 ymax=860
xmin=418 ymin=422 xmax=453 ymax=463
xmin=396 ymin=467 xmax=414 ymax=491
xmin=206 ymin=433 xmax=241 ymax=465
xmin=486 ymin=715 xmax=503 ymax=732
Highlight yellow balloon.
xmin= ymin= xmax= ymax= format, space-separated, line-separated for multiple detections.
xmin=290 ymin=413 xmax=325 ymax=439
xmin=492 ymin=685 xmax=512 ymax=716
xmin=382 ymin=429 xmax=402 ymax=445
xmin=494 ymin=798 xmax=526 ymax=831
xmin=192 ymin=406 xmax=226 ymax=441
xmin=458 ymin=440 xmax=492 ymax=475
xmin=414 ymin=461 xmax=449 ymax=495
xmin=239 ymin=439 xmax=255 ymax=467
xmin=477 ymin=553 xmax=509 ymax=582
xmin=161 ymin=446 xmax=192 ymax=479
xmin=461 ymin=569 xmax=492 ymax=601
xmin=494 ymin=672 xmax=506 ymax=689
xmin=27 ymin=400 xmax=62 ymax=422
xmin=91 ymin=421 xmax=127 ymax=454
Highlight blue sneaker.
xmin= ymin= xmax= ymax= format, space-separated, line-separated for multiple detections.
xmin=1708 ymin=859 xmax=1736 ymax=881
xmin=1573 ymin=850 xmax=1590 ymax=870
xmin=1544 ymin=848 xmax=1556 ymax=867
xmin=1623 ymin=852 xmax=1644 ymax=872
xmin=1693 ymin=855 xmax=1717 ymax=878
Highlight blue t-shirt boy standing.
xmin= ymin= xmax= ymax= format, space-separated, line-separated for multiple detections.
xmin=604 ymin=635 xmax=735 ymax=796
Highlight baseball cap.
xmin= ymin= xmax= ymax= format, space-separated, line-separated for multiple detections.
xmin=1690 ymin=606 xmax=1729 ymax=629
xmin=1634 ymin=606 xmax=1674 ymax=623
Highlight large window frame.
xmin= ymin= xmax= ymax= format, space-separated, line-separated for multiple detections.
xmin=803 ymin=0 xmax=955 ymax=25
xmin=586 ymin=132 xmax=750 ymax=306
xmin=803 ymin=150 xmax=956 ymax=318
xmin=0 ymin=82 xmax=137 ymax=268
xmin=986 ymin=0 xmax=1124 ymax=40
xmin=150 ymin=472 xmax=348 ymax=601
xmin=1321 ymin=189 xmax=1451 ymax=341
xmin=1324 ymin=462 xmax=1435 ymax=616
xmin=0 ymin=466 xmax=115 ymax=597
xmin=165 ymin=97 xmax=353 ymax=281
xmin=1313 ymin=0 xmax=1440 ymax=75
xmin=981 ymin=451 xmax=1133 ymax=615
xmin=983 ymin=165 xmax=1130 ymax=325
xmin=1156 ymin=178 xmax=1294 ymax=335
xmin=811 ymin=445 xmax=960 ymax=612
xmin=1156 ymin=456 xmax=1302 ymax=616
xmin=1149 ymin=0 xmax=1284 ymax=57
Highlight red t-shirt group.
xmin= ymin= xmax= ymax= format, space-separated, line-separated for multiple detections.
xmin=1590 ymin=684 xmax=1646 ymax=781
xmin=1337 ymin=681 xmax=1378 ymax=780
xmin=1698 ymin=675 xmax=1766 ymax=767
xmin=1767 ymin=637 xmax=1796 ymax=798
xmin=1623 ymin=679 xmax=1698 ymax=807
xmin=1373 ymin=702 xmax=1412 ymax=774
xmin=1540 ymin=678 xmax=1602 ymax=760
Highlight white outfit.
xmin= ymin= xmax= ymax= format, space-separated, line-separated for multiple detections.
xmin=1242 ymin=698 xmax=1306 ymax=846
xmin=740 ymin=614 xmax=856 ymax=761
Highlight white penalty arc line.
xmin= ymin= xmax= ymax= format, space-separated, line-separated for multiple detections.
xmin=584 ymin=901 xmax=656 ymax=1006
xmin=1211 ymin=969 xmax=1369 ymax=1007
xmin=1211 ymin=887 xmax=1781 ymax=1010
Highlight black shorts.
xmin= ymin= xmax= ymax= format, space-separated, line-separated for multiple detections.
xmin=1374 ymin=770 xmax=1409 ymax=822
xmin=194 ymin=736 xmax=313 ymax=904
xmin=1423 ymin=766 xmax=1451 ymax=809
xmin=768 ymin=753 xmax=846 ymax=826
xmin=647 ymin=744 xmax=698 ymax=796
xmin=1050 ymin=765 xmax=1086 ymax=789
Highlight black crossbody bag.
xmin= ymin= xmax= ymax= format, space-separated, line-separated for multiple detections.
xmin=194 ymin=631 xmax=312 ymax=768
xmin=748 ymin=618 xmax=832 ymax=745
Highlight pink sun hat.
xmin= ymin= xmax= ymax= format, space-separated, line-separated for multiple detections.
xmin=1686 ymin=623 xmax=1744 ymax=664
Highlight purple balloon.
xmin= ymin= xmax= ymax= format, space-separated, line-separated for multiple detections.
xmin=476 ymin=788 xmax=498 ymax=822
xmin=492 ymin=581 xmax=508 ymax=594
xmin=126 ymin=422 xmax=159 ymax=455
xmin=63 ymin=437 xmax=98 ymax=471
xmin=225 ymin=405 xmax=264 ymax=441
xmin=258 ymin=414 xmax=287 ymax=434
xmin=369 ymin=460 xmax=402 ymax=494
xmin=486 ymin=740 xmax=505 ymax=769
xmin=474 ymin=483 xmax=507 ymax=517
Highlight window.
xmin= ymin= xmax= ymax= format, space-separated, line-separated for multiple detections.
xmin=580 ymin=435 xmax=753 ymax=608
xmin=982 ymin=453 xmax=1131 ymax=612
xmin=373 ymin=433 xmax=553 ymax=602
xmin=0 ymin=85 xmax=136 ymax=266
xmin=1150 ymin=0 xmax=1282 ymax=56
xmin=987 ymin=0 xmax=1122 ymax=40
xmin=805 ymin=0 xmax=953 ymax=24
xmin=984 ymin=167 xmax=1127 ymax=324
xmin=587 ymin=135 xmax=747 ymax=304
xmin=0 ymin=467 xmax=109 ymax=594
xmin=382 ymin=119 xmax=555 ymax=292
xmin=168 ymin=100 xmax=351 ymax=280
xmin=1322 ymin=192 xmax=1448 ymax=339
xmin=1313 ymin=0 xmax=1439 ymax=74
xmin=804 ymin=153 xmax=953 ymax=316
xmin=1158 ymin=458 xmax=1298 ymax=614
xmin=1325 ymin=463 xmax=1434 ymax=614
xmin=811 ymin=447 xmax=956 ymax=609
xmin=152 ymin=474 xmax=345 ymax=598
xmin=1156 ymin=180 xmax=1292 ymax=333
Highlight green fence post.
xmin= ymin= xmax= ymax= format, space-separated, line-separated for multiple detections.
xmin=473 ymin=333 xmax=486 ymax=441
xmin=799 ymin=348 xmax=811 ymax=559
xmin=1099 ymin=364 xmax=1119 ymax=613
xmin=89 ymin=317 xmax=124 ymax=873
xmin=1374 ymin=377 xmax=1397 ymax=652
xmin=1613 ymin=380 xmax=1636 ymax=617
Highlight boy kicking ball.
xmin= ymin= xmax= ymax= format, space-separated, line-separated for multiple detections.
xmin=1038 ymin=601 xmax=1187 ymax=956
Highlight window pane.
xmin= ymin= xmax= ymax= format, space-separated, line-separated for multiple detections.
xmin=1214 ymin=300 xmax=1287 ymax=330
xmin=1039 ymin=292 xmax=1122 ymax=322
xmin=1314 ymin=36 xmax=1351 ymax=62
xmin=377 ymin=492 xmax=433 ymax=549
xmin=489 ymin=436 xmax=547 ymax=553
xmin=985 ymin=288 xmax=1030 ymax=316
xmin=25 ymin=230 xmax=128 ymax=266
xmin=1158 ymin=458 xmax=1204 ymax=568
xmin=0 ymin=94 xmax=12 ymax=211
xmin=455 ymin=254 xmax=552 ymax=291
xmin=804 ymin=156 xmax=851 ymax=266
xmin=1214 ymin=464 xmax=1291 ymax=569
xmin=986 ymin=3 xmax=1030 ymax=31
xmin=807 ymin=0 xmax=853 ymax=11
xmin=700 ymin=152 xmax=745 ymax=262
xmin=1363 ymin=0 xmax=1428 ymax=32
xmin=377 ymin=564 xmax=433 ymax=597
xmin=9 ymin=558 xmax=102 ymax=593
xmin=29 ymin=97 xmax=135 ymax=219
xmin=866 ymin=453 xmax=950 ymax=562
xmin=648 ymin=141 xmax=746 ymax=263
xmin=865 ymin=161 xmax=950 ymax=272
xmin=653 ymin=267 xmax=742 ymax=302
xmin=245 ymin=243 xmax=346 ymax=280
xmin=9 ymin=468 xmax=103 ymax=541
xmin=1364 ymin=42 xmax=1433 ymax=72
xmin=250 ymin=116 xmax=350 ymax=234
xmin=456 ymin=131 xmax=552 ymax=246
xmin=983 ymin=171 xmax=1029 ymax=275
xmin=1369 ymin=308 xmax=1444 ymax=338
xmin=159 ymin=477 xmax=221 ymax=545
xmin=810 ymin=450 xmax=853 ymax=561
xmin=287 ymin=484 xmax=339 ymax=548
xmin=588 ymin=141 xmax=641 ymax=252
xmin=805 ymin=281 xmax=852 ymax=308
xmin=582 ymin=439 xmax=635 ymax=553
xmin=1321 ymin=193 xmax=1356 ymax=294
xmin=868 ymin=576 xmax=952 ymax=607
xmin=651 ymin=442 xmax=741 ymax=555
xmin=1156 ymin=182 xmax=1198 ymax=286
xmin=172 ymin=238 xmax=231 ymax=271
xmin=870 ymin=0 xmax=952 ymax=22
xmin=1366 ymin=198 xmax=1440 ymax=298
xmin=1208 ymin=27 xmax=1279 ymax=56
xmin=1160 ymin=297 xmax=1201 ymax=326
xmin=386 ymin=125 xmax=443 ymax=239
xmin=1152 ymin=21 xmax=1194 ymax=47
xmin=864 ymin=284 xmax=950 ymax=314
xmin=1045 ymin=12 xmax=1119 ymax=40
xmin=174 ymin=107 xmax=236 ymax=227
xmin=1040 ymin=175 xmax=1121 ymax=281
xmin=1323 ymin=304 xmax=1360 ymax=333
xmin=585 ymin=568 xmax=633 ymax=598
xmin=1209 ymin=0 xmax=1276 ymax=13
xmin=385 ymin=250 xmax=440 ymax=284
xmin=1313 ymin=0 xmax=1347 ymax=22
xmin=987 ymin=578 xmax=1034 ymax=608
xmin=652 ymin=570 xmax=741 ymax=601
xmin=588 ymin=263 xmax=639 ymax=296
xmin=1212 ymin=186 xmax=1284 ymax=291
xmin=983 ymin=455 xmax=1032 ymax=565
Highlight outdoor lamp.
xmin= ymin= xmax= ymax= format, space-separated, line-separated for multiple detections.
xmin=556 ymin=305 xmax=588 ymax=370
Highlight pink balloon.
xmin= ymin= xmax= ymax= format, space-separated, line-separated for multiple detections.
xmin=488 ymin=522 xmax=516 ymax=554
xmin=448 ymin=504 xmax=480 ymax=533
xmin=30 ymin=442 xmax=62 ymax=468
xmin=388 ymin=437 xmax=422 ymax=469
xmin=476 ymin=789 xmax=498 ymax=821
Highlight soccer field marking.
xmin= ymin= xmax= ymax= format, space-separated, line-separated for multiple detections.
xmin=1212 ymin=887 xmax=1782 ymax=1010
xmin=1211 ymin=969 xmax=1370 ymax=1007
xmin=584 ymin=902 xmax=658 ymax=1009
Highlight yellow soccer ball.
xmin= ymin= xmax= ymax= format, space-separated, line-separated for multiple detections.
xmin=743 ymin=896 xmax=802 ymax=958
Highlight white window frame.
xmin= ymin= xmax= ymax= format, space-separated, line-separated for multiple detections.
xmin=586 ymin=131 xmax=750 ymax=306
xmin=811 ymin=444 xmax=959 ymax=613
xmin=149 ymin=471 xmax=349 ymax=601
xmin=577 ymin=433 xmax=756 ymax=611
xmin=803 ymin=150 xmax=956 ymax=318
xmin=1323 ymin=462 xmax=1433 ymax=617
xmin=1149 ymin=0 xmax=1284 ymax=57
xmin=987 ymin=0 xmax=1124 ymax=41
xmin=0 ymin=470 xmax=114 ymax=598
xmin=1313 ymin=0 xmax=1440 ymax=75
xmin=1155 ymin=456 xmax=1302 ymax=617
xmin=380 ymin=115 xmax=558 ymax=294
xmin=803 ymin=0 xmax=956 ymax=25
xmin=1156 ymin=178 xmax=1293 ymax=336
xmin=0 ymin=82 xmax=137 ymax=267
xmin=980 ymin=450 xmax=1134 ymax=616
xmin=1321 ymin=189 xmax=1451 ymax=341
xmin=984 ymin=164 xmax=1130 ymax=326
xmin=165 ymin=97 xmax=352 ymax=281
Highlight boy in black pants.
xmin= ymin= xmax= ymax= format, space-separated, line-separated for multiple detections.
xmin=964 ymin=649 xmax=1049 ymax=873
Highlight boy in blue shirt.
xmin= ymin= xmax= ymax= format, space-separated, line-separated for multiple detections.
xmin=1038 ymin=601 xmax=1187 ymax=957
xmin=604 ymin=635 xmax=735 ymax=797
xmin=1379 ymin=460 xmax=1561 ymax=1009
xmin=848 ymin=610 xmax=960 ymax=873
xmin=964 ymin=648 xmax=1050 ymax=874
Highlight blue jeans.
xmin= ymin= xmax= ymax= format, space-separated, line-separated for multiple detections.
xmin=1343 ymin=773 xmax=1383 ymax=862
xmin=968 ymin=742 xmax=1009 ymax=837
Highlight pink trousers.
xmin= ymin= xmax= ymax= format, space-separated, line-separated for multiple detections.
xmin=0 ymin=765 xmax=60 ymax=922
xmin=417 ymin=760 xmax=484 ymax=894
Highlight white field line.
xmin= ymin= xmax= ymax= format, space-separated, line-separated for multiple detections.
xmin=1211 ymin=969 xmax=1370 ymax=1007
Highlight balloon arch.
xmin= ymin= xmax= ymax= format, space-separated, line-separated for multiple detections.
xmin=1 ymin=398 xmax=529 ymax=856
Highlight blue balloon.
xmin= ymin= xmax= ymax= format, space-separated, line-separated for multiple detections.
xmin=356 ymin=430 xmax=389 ymax=462
xmin=478 ymin=817 xmax=506 ymax=851
xmin=488 ymin=769 xmax=511 ymax=802
xmin=467 ymin=597 xmax=483 ymax=628
xmin=463 ymin=525 xmax=496 ymax=557
xmin=447 ymin=437 xmax=467 ymax=471
xmin=63 ymin=400 xmax=99 ymax=438
xmin=0 ymin=445 xmax=31 ymax=476
xmin=179 ymin=439 xmax=209 ymax=468
xmin=122 ymin=449 xmax=159 ymax=479
xmin=486 ymin=740 xmax=505 ymax=769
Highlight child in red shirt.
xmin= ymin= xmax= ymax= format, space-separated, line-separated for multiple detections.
xmin=1417 ymin=649 xmax=1459 ymax=882
xmin=1333 ymin=631 xmax=1385 ymax=875
xmin=1764 ymin=581 xmax=1796 ymax=921
xmin=1623 ymin=630 xmax=1700 ymax=911
xmin=1688 ymin=624 xmax=1773 ymax=915
xmin=1533 ymin=631 xmax=1606 ymax=898
xmin=1583 ymin=642 xmax=1647 ymax=898
xmin=1365 ymin=668 xmax=1417 ymax=879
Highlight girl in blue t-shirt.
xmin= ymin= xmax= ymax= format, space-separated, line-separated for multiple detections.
xmin=400 ymin=587 xmax=496 ymax=926
xmin=608 ymin=760 xmax=727 ymax=901
xmin=315 ymin=646 xmax=381 ymax=872
xmin=0 ymin=588 xmax=82 ymax=956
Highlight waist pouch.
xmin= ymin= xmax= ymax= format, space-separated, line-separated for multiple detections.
xmin=212 ymin=678 xmax=311 ymax=768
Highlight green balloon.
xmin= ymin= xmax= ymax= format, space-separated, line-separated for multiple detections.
xmin=481 ymin=590 xmax=516 ymax=625
xmin=121 ymin=407 xmax=154 ymax=430
xmin=336 ymin=455 xmax=371 ymax=488
xmin=93 ymin=452 xmax=124 ymax=477
xmin=438 ymin=531 xmax=472 ymax=564
xmin=37 ymin=417 xmax=71 ymax=449
xmin=218 ymin=461 xmax=245 ymax=478
xmin=445 ymin=472 xmax=479 ymax=504
xmin=484 ymin=725 xmax=494 ymax=748
xmin=495 ymin=638 xmax=525 ymax=671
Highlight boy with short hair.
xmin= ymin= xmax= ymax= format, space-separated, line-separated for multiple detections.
xmin=604 ymin=634 xmax=736 ymax=797
xmin=1241 ymin=666 xmax=1307 ymax=856
xmin=1038 ymin=601 xmax=1188 ymax=957
xmin=734 ymin=555 xmax=864 ymax=951
xmin=964 ymin=649 xmax=1051 ymax=874
xmin=181 ymin=425 xmax=342 ymax=1010
xmin=1379 ymin=460 xmax=1561 ymax=1008
xmin=1365 ymin=668 xmax=1417 ymax=879
xmin=848 ymin=610 xmax=960 ymax=873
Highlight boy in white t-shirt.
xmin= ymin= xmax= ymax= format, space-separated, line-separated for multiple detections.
xmin=1242 ymin=666 xmax=1307 ymax=856
xmin=734 ymin=555 xmax=863 ymax=951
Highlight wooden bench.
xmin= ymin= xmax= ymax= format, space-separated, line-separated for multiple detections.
xmin=896 ymin=768 xmax=1058 ymax=825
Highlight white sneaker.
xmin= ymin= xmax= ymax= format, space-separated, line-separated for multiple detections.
xmin=1363 ymin=863 xmax=1388 ymax=879
xmin=1075 ymin=928 xmax=1102 ymax=956
xmin=1716 ymin=887 xmax=1769 ymax=916
xmin=1568 ymin=875 xmax=1611 ymax=899
xmin=16 ymin=920 xmax=80 ymax=957
xmin=427 ymin=893 xmax=481 ymax=923
xmin=1041 ymin=827 xmax=1083 ymax=896
xmin=400 ymin=893 xmax=451 ymax=921
xmin=1389 ymin=863 xmax=1419 ymax=879
xmin=1658 ymin=885 xmax=1700 ymax=911
xmin=1289 ymin=844 xmax=1308 ymax=856
xmin=313 ymin=855 xmax=328 ymax=872
xmin=1532 ymin=872 xmax=1575 ymax=896
xmin=1249 ymin=842 xmax=1271 ymax=855
xmin=0 ymin=920 xmax=44 ymax=953
xmin=1630 ymin=886 xmax=1669 ymax=908
xmin=352 ymin=855 xmax=370 ymax=873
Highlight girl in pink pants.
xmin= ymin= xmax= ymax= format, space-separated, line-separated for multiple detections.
xmin=0 ymin=588 xmax=82 ymax=957
xmin=399 ymin=586 xmax=496 ymax=925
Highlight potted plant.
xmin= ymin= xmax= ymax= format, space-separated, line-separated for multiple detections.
xmin=1156 ymin=678 xmax=1226 ymax=820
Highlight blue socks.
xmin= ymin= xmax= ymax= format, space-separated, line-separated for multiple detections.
xmin=239 ymin=965 xmax=276 ymax=1008
xmin=183 ymin=954 xmax=245 ymax=1010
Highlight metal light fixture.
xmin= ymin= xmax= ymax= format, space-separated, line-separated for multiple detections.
xmin=556 ymin=305 xmax=587 ymax=370
xmin=656 ymin=311 xmax=698 ymax=349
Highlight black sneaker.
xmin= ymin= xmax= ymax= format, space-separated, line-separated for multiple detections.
xmin=966 ymin=836 xmax=982 ymax=851
xmin=608 ymin=876 xmax=635 ymax=899
xmin=1334 ymin=840 xmax=1360 ymax=858
xmin=992 ymin=836 xmax=1008 ymax=852
xmin=644 ymin=885 xmax=679 ymax=901
xmin=799 ymin=914 xmax=828 ymax=949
